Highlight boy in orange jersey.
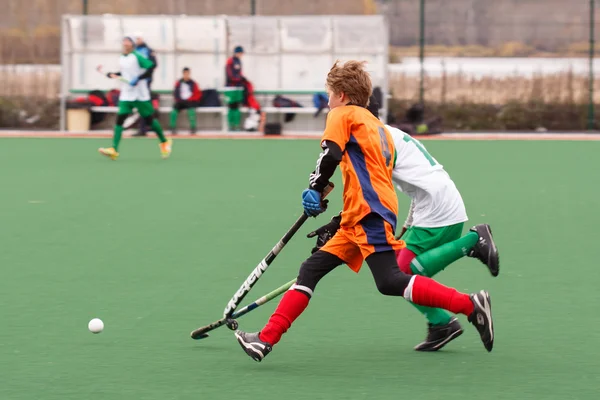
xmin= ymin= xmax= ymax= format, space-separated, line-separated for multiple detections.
xmin=235 ymin=61 xmax=494 ymax=362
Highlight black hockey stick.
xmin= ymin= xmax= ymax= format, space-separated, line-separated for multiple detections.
xmin=190 ymin=278 xmax=294 ymax=339
xmin=190 ymin=183 xmax=333 ymax=340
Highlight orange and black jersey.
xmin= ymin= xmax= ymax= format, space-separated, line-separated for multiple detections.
xmin=309 ymin=105 xmax=398 ymax=229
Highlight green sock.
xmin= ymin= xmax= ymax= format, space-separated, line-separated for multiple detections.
xmin=411 ymin=303 xmax=453 ymax=326
xmin=410 ymin=231 xmax=478 ymax=277
xmin=228 ymin=109 xmax=241 ymax=130
xmin=187 ymin=108 xmax=197 ymax=130
xmin=113 ymin=125 xmax=123 ymax=151
xmin=151 ymin=119 xmax=167 ymax=143
xmin=169 ymin=110 xmax=178 ymax=129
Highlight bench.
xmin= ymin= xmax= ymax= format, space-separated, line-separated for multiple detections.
xmin=68 ymin=88 xmax=327 ymax=132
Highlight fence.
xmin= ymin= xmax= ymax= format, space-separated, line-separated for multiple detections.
xmin=0 ymin=0 xmax=370 ymax=64
xmin=3 ymin=0 xmax=599 ymax=131
xmin=382 ymin=0 xmax=598 ymax=130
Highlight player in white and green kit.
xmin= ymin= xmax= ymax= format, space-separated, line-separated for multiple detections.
xmin=308 ymin=100 xmax=499 ymax=352
xmin=386 ymin=122 xmax=498 ymax=351
xmin=98 ymin=37 xmax=172 ymax=160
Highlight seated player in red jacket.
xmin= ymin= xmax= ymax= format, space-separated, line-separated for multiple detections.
xmin=169 ymin=67 xmax=202 ymax=135
xmin=225 ymin=45 xmax=262 ymax=131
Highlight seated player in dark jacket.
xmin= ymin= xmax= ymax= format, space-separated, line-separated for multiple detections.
xmin=169 ymin=67 xmax=202 ymax=135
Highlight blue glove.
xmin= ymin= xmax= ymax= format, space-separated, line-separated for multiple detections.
xmin=129 ymin=77 xmax=140 ymax=86
xmin=302 ymin=189 xmax=324 ymax=217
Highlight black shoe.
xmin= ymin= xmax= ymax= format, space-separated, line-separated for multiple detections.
xmin=235 ymin=331 xmax=272 ymax=362
xmin=171 ymin=130 xmax=177 ymax=136
xmin=132 ymin=131 xmax=147 ymax=137
xmin=190 ymin=129 xmax=196 ymax=135
xmin=468 ymin=224 xmax=499 ymax=277
xmin=468 ymin=290 xmax=494 ymax=352
xmin=414 ymin=317 xmax=463 ymax=352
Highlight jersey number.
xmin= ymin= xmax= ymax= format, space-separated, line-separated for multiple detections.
xmin=402 ymin=134 xmax=437 ymax=166
xmin=378 ymin=127 xmax=393 ymax=167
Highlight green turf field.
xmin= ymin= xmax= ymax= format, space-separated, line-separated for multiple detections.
xmin=1 ymin=138 xmax=599 ymax=400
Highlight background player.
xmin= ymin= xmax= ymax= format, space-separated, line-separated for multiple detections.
xmin=170 ymin=67 xmax=202 ymax=135
xmin=234 ymin=60 xmax=494 ymax=362
xmin=132 ymin=32 xmax=158 ymax=137
xmin=308 ymin=98 xmax=499 ymax=352
xmin=225 ymin=45 xmax=262 ymax=131
xmin=98 ymin=37 xmax=172 ymax=160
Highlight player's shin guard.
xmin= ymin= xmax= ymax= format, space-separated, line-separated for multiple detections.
xmin=404 ymin=275 xmax=474 ymax=316
xmin=259 ymin=288 xmax=311 ymax=345
xmin=409 ymin=232 xmax=478 ymax=277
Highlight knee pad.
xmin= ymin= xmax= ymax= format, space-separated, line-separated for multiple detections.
xmin=116 ymin=114 xmax=129 ymax=126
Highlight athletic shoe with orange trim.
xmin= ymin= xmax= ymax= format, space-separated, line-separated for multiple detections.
xmin=98 ymin=147 xmax=119 ymax=160
xmin=160 ymin=138 xmax=173 ymax=159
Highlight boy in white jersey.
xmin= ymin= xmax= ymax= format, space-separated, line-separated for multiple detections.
xmin=98 ymin=37 xmax=172 ymax=160
xmin=308 ymin=99 xmax=499 ymax=352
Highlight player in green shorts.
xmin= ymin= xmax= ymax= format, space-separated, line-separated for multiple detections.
xmin=98 ymin=36 xmax=172 ymax=160
xmin=308 ymin=100 xmax=499 ymax=352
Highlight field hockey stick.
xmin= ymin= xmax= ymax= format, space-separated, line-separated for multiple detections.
xmin=190 ymin=182 xmax=334 ymax=340
xmin=190 ymin=278 xmax=295 ymax=340
xmin=96 ymin=64 xmax=129 ymax=84
xmin=222 ymin=182 xmax=334 ymax=319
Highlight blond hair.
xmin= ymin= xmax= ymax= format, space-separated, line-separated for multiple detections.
xmin=326 ymin=60 xmax=372 ymax=107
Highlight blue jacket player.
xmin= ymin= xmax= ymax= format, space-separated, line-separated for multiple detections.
xmin=133 ymin=32 xmax=159 ymax=137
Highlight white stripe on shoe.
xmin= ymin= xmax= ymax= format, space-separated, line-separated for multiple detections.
xmin=235 ymin=332 xmax=265 ymax=360
xmin=430 ymin=329 xmax=463 ymax=351
xmin=473 ymin=291 xmax=493 ymax=342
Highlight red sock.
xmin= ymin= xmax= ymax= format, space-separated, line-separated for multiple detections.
xmin=259 ymin=290 xmax=310 ymax=345
xmin=409 ymin=276 xmax=474 ymax=316
xmin=396 ymin=248 xmax=416 ymax=275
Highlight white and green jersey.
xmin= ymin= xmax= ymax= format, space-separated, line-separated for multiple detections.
xmin=387 ymin=125 xmax=468 ymax=228
xmin=118 ymin=51 xmax=154 ymax=102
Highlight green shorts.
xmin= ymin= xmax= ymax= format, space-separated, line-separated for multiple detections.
xmin=118 ymin=100 xmax=155 ymax=117
xmin=403 ymin=223 xmax=465 ymax=255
